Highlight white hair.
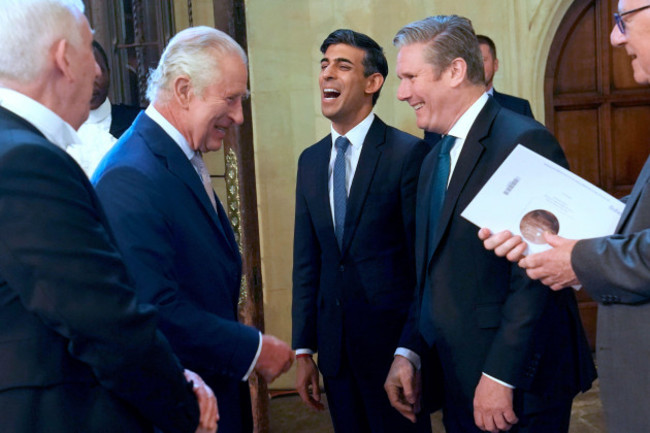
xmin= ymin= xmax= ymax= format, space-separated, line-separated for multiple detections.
xmin=146 ymin=26 xmax=247 ymax=103
xmin=0 ymin=0 xmax=85 ymax=83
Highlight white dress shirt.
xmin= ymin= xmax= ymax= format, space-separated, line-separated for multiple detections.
xmin=0 ymin=87 xmax=80 ymax=151
xmin=145 ymin=105 xmax=263 ymax=381
xmin=68 ymin=99 xmax=117 ymax=177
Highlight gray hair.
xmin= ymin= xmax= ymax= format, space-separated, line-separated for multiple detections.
xmin=0 ymin=0 xmax=85 ymax=83
xmin=146 ymin=26 xmax=247 ymax=103
xmin=393 ymin=15 xmax=484 ymax=85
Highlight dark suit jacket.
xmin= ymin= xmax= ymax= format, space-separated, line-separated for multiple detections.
xmin=93 ymin=113 xmax=260 ymax=433
xmin=0 ymin=106 xmax=199 ymax=432
xmin=424 ymin=90 xmax=534 ymax=146
xmin=292 ymin=116 xmax=430 ymax=379
xmin=401 ymin=98 xmax=595 ymax=416
xmin=110 ymin=103 xmax=140 ymax=138
xmin=573 ymin=154 xmax=650 ymax=432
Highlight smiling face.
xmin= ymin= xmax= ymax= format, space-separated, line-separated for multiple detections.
xmin=611 ymin=0 xmax=650 ymax=85
xmin=396 ymin=42 xmax=456 ymax=134
xmin=319 ymin=43 xmax=379 ymax=134
xmin=185 ymin=52 xmax=248 ymax=153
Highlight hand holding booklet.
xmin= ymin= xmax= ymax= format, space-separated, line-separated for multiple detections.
xmin=461 ymin=145 xmax=625 ymax=254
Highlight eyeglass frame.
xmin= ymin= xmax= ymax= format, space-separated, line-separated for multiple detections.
xmin=614 ymin=4 xmax=650 ymax=34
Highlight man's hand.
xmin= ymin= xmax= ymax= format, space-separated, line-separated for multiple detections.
xmin=255 ymin=335 xmax=294 ymax=383
xmin=384 ymin=355 xmax=421 ymax=423
xmin=473 ymin=375 xmax=518 ymax=432
xmin=184 ymin=369 xmax=218 ymax=433
xmin=478 ymin=228 xmax=527 ymax=262
xmin=519 ymin=233 xmax=580 ymax=290
xmin=295 ymin=355 xmax=324 ymax=411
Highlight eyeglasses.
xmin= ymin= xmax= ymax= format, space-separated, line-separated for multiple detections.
xmin=614 ymin=4 xmax=650 ymax=34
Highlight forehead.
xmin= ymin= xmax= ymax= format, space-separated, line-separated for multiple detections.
xmin=479 ymin=44 xmax=492 ymax=57
xmin=396 ymin=43 xmax=427 ymax=69
xmin=322 ymin=43 xmax=365 ymax=63
xmin=212 ymin=53 xmax=248 ymax=92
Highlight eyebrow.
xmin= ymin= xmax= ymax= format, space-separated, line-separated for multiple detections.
xmin=320 ymin=57 xmax=354 ymax=65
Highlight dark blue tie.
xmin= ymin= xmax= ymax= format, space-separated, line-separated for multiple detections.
xmin=334 ymin=136 xmax=350 ymax=250
xmin=419 ymin=134 xmax=456 ymax=346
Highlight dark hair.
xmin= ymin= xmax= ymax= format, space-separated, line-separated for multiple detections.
xmin=92 ymin=40 xmax=110 ymax=71
xmin=320 ymin=29 xmax=388 ymax=105
xmin=476 ymin=34 xmax=496 ymax=59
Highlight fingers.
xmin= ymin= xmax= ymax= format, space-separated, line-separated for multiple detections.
xmin=384 ymin=357 xmax=417 ymax=423
xmin=475 ymin=411 xmax=519 ymax=432
xmin=478 ymin=227 xmax=492 ymax=241
xmin=295 ymin=357 xmax=324 ymax=411
xmin=385 ymin=382 xmax=416 ymax=423
xmin=184 ymin=369 xmax=218 ymax=432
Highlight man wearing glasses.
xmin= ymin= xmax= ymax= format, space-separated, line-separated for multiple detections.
xmin=480 ymin=2 xmax=650 ymax=432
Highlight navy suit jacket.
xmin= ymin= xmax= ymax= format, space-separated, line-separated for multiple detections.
xmin=0 ymin=106 xmax=199 ymax=432
xmin=292 ymin=116 xmax=430 ymax=378
xmin=401 ymin=98 xmax=595 ymax=414
xmin=424 ymin=89 xmax=534 ymax=145
xmin=93 ymin=112 xmax=259 ymax=433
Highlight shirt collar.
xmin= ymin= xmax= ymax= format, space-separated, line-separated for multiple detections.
xmin=86 ymin=98 xmax=112 ymax=124
xmin=487 ymin=87 xmax=495 ymax=96
xmin=447 ymin=92 xmax=490 ymax=140
xmin=145 ymin=104 xmax=196 ymax=160
xmin=0 ymin=87 xmax=80 ymax=150
xmin=330 ymin=112 xmax=375 ymax=148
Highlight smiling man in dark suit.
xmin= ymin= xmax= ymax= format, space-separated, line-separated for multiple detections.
xmin=93 ymin=26 xmax=293 ymax=433
xmin=292 ymin=29 xmax=431 ymax=433
xmin=384 ymin=15 xmax=595 ymax=433
xmin=0 ymin=1 xmax=217 ymax=432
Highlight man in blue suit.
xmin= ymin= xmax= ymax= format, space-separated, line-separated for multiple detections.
xmin=291 ymin=29 xmax=432 ymax=433
xmin=93 ymin=26 xmax=293 ymax=433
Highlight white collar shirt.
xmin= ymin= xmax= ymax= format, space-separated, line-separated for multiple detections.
xmin=328 ymin=112 xmax=374 ymax=223
xmin=0 ymin=87 xmax=80 ymax=151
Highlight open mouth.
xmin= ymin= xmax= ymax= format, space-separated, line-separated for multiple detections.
xmin=323 ymin=88 xmax=341 ymax=99
xmin=413 ymin=103 xmax=424 ymax=111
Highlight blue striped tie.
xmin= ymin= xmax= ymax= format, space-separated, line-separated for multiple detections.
xmin=419 ymin=134 xmax=456 ymax=346
xmin=334 ymin=136 xmax=350 ymax=250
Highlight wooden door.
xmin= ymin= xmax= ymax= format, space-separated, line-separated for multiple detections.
xmin=545 ymin=0 xmax=650 ymax=349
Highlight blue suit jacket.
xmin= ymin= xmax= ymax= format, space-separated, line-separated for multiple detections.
xmin=93 ymin=112 xmax=259 ymax=433
xmin=0 ymin=106 xmax=199 ymax=432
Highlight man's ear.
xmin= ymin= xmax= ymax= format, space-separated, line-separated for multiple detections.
xmin=52 ymin=39 xmax=72 ymax=81
xmin=365 ymin=72 xmax=384 ymax=95
xmin=448 ymin=58 xmax=467 ymax=87
xmin=494 ymin=58 xmax=499 ymax=74
xmin=173 ymin=75 xmax=193 ymax=108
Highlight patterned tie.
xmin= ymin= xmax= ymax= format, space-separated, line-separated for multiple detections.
xmin=419 ymin=134 xmax=456 ymax=346
xmin=333 ymin=136 xmax=350 ymax=250
xmin=190 ymin=152 xmax=217 ymax=210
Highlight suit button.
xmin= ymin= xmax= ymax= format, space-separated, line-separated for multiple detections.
xmin=335 ymin=299 xmax=341 ymax=306
xmin=339 ymin=265 xmax=344 ymax=272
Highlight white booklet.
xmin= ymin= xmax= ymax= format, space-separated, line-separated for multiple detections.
xmin=461 ymin=145 xmax=625 ymax=254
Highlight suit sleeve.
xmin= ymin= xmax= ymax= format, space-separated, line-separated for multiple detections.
xmin=0 ymin=143 xmax=199 ymax=433
xmin=481 ymin=127 xmax=571 ymax=386
xmin=291 ymin=151 xmax=322 ymax=352
xmin=573 ymin=230 xmax=650 ymax=304
xmin=94 ymin=167 xmax=260 ymax=380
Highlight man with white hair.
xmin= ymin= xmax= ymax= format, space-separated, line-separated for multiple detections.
xmin=93 ymin=26 xmax=294 ymax=433
xmin=0 ymin=1 xmax=217 ymax=432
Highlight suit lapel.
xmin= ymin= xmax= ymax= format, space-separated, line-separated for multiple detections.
xmin=137 ymin=114 xmax=236 ymax=254
xmin=426 ymin=99 xmax=497 ymax=268
xmin=341 ymin=117 xmax=385 ymax=255
xmin=616 ymin=153 xmax=650 ymax=232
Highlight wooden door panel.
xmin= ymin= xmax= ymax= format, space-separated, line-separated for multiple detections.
xmin=555 ymin=5 xmax=598 ymax=94
xmin=612 ymin=105 xmax=650 ymax=187
xmin=555 ymin=108 xmax=601 ymax=185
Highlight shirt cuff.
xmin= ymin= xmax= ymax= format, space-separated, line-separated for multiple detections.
xmin=395 ymin=347 xmax=421 ymax=370
xmin=482 ymin=372 xmax=514 ymax=389
xmin=295 ymin=348 xmax=315 ymax=356
xmin=243 ymin=331 xmax=263 ymax=381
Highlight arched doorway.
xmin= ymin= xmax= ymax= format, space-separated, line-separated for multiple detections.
xmin=545 ymin=0 xmax=650 ymax=348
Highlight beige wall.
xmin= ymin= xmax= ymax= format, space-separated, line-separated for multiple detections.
xmin=175 ymin=0 xmax=576 ymax=390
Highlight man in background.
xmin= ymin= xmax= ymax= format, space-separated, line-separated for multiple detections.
xmin=292 ymin=29 xmax=432 ymax=433
xmin=93 ymin=26 xmax=293 ymax=433
xmin=385 ymin=15 xmax=594 ymax=433
xmin=68 ymin=40 xmax=140 ymax=176
xmin=0 ymin=0 xmax=216 ymax=432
